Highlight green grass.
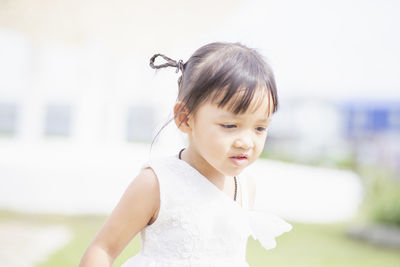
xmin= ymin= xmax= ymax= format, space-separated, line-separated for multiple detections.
xmin=247 ymin=222 xmax=400 ymax=267
xmin=0 ymin=210 xmax=139 ymax=267
xmin=1 ymin=210 xmax=399 ymax=267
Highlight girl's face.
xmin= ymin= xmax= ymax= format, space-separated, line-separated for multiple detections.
xmin=184 ymin=91 xmax=273 ymax=178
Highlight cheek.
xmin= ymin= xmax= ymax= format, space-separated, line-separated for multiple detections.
xmin=205 ymin=130 xmax=231 ymax=149
xmin=194 ymin=125 xmax=231 ymax=151
xmin=255 ymin=136 xmax=267 ymax=153
xmin=193 ymin=123 xmax=220 ymax=144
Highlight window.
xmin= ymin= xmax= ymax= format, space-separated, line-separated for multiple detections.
xmin=0 ymin=102 xmax=18 ymax=136
xmin=44 ymin=104 xmax=72 ymax=137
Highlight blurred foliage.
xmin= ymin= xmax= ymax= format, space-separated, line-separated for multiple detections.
xmin=260 ymin=148 xmax=356 ymax=170
xmin=357 ymin=167 xmax=400 ymax=227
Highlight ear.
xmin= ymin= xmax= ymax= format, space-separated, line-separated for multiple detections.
xmin=173 ymin=102 xmax=192 ymax=133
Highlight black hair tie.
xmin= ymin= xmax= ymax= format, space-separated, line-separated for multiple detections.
xmin=149 ymin=54 xmax=184 ymax=73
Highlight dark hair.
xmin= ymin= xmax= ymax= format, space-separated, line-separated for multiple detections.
xmin=149 ymin=42 xmax=278 ymax=146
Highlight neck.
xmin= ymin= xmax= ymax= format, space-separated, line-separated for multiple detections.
xmin=181 ymin=145 xmax=228 ymax=182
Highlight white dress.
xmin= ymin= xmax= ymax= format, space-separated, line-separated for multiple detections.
xmin=121 ymin=155 xmax=292 ymax=267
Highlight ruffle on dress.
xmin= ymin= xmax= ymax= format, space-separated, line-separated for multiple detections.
xmin=247 ymin=209 xmax=293 ymax=250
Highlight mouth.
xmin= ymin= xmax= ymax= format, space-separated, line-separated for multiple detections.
xmin=231 ymin=155 xmax=248 ymax=159
xmin=229 ymin=155 xmax=249 ymax=166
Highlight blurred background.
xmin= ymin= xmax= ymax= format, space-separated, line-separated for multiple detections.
xmin=0 ymin=0 xmax=399 ymax=266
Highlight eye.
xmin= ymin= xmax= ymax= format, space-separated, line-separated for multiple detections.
xmin=220 ymin=124 xmax=237 ymax=129
xmin=256 ymin=127 xmax=267 ymax=132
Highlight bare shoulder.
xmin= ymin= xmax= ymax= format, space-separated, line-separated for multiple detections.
xmin=128 ymin=167 xmax=159 ymax=195
xmin=247 ymin=175 xmax=257 ymax=210
xmin=121 ymin=166 xmax=160 ymax=209
xmin=124 ymin=166 xmax=161 ymax=222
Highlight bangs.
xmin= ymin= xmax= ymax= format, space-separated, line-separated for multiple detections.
xmin=207 ymin=82 xmax=272 ymax=116
xmin=198 ymin=54 xmax=277 ymax=115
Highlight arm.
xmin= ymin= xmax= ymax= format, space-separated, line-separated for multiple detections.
xmin=79 ymin=167 xmax=160 ymax=267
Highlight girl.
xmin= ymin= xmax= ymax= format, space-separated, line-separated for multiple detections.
xmin=79 ymin=42 xmax=292 ymax=267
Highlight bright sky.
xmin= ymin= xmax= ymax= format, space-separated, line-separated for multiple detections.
xmin=194 ymin=0 xmax=400 ymax=101
xmin=1 ymin=0 xmax=399 ymax=103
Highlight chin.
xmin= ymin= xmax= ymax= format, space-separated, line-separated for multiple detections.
xmin=224 ymin=168 xmax=245 ymax=177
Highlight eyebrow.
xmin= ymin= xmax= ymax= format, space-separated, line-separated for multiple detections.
xmin=257 ymin=118 xmax=270 ymax=123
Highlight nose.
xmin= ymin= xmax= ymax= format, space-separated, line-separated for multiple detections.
xmin=233 ymin=133 xmax=254 ymax=150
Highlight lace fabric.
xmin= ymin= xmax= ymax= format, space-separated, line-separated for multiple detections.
xmin=121 ymin=155 xmax=292 ymax=267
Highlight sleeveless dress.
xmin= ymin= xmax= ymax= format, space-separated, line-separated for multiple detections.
xmin=121 ymin=155 xmax=292 ymax=267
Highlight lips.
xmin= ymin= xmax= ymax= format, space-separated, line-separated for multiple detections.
xmin=229 ymin=155 xmax=249 ymax=166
